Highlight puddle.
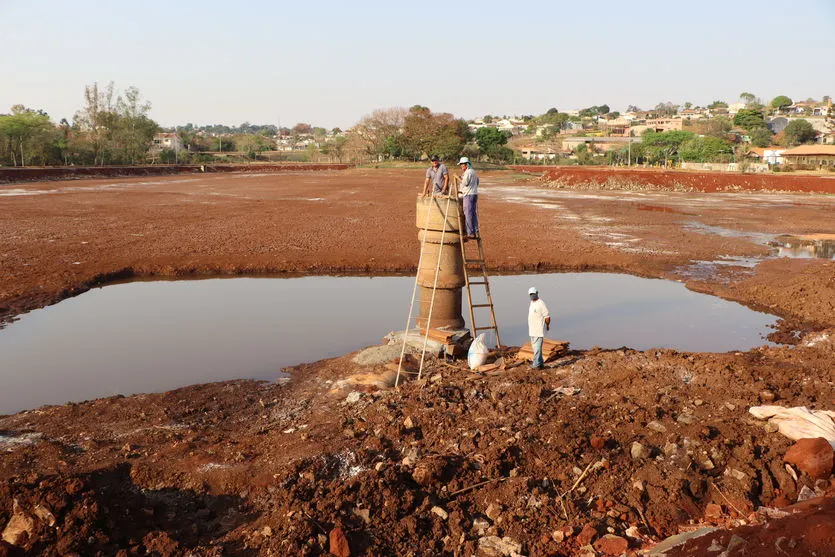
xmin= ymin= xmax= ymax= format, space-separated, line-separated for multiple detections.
xmin=0 ymin=274 xmax=778 ymax=414
xmin=768 ymin=235 xmax=835 ymax=260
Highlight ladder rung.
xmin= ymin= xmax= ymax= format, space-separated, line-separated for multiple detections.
xmin=474 ymin=326 xmax=498 ymax=331
xmin=466 ymin=259 xmax=485 ymax=264
xmin=471 ymin=304 xmax=493 ymax=308
xmin=468 ymin=280 xmax=487 ymax=285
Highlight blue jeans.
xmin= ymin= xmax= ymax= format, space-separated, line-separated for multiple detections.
xmin=463 ymin=194 xmax=478 ymax=236
xmin=530 ymin=336 xmax=544 ymax=368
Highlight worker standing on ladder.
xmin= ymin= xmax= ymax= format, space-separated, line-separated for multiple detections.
xmin=457 ymin=156 xmax=479 ymax=239
xmin=422 ymin=155 xmax=449 ymax=196
xmin=528 ymin=286 xmax=550 ymax=369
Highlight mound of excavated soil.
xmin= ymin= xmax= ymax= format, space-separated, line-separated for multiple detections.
xmin=1 ymin=334 xmax=833 ymax=555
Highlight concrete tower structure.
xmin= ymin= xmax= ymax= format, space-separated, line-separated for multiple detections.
xmin=415 ymin=196 xmax=466 ymax=329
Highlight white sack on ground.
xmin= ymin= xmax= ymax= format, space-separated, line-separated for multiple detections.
xmin=468 ymin=334 xmax=489 ymax=370
xmin=749 ymin=405 xmax=835 ymax=448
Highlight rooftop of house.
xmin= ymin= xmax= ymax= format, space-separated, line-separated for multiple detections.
xmin=781 ymin=145 xmax=835 ymax=156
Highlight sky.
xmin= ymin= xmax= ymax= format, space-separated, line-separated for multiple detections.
xmin=2 ymin=0 xmax=834 ymax=129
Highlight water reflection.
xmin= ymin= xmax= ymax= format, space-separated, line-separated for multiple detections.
xmin=769 ymin=236 xmax=835 ymax=260
xmin=0 ymin=274 xmax=778 ymax=414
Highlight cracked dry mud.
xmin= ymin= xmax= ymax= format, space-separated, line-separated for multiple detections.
xmin=1 ymin=167 xmax=834 ymax=556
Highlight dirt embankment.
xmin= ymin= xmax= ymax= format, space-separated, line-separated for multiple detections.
xmin=1 ymin=335 xmax=834 ymax=555
xmin=3 ymin=168 xmax=835 ymax=333
xmin=510 ymin=165 xmax=835 ymax=194
xmin=2 ymin=168 xmax=835 ymax=555
xmin=0 ymin=163 xmax=350 ymax=184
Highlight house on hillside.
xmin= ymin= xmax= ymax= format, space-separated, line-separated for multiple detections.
xmin=746 ymin=147 xmax=786 ymax=165
xmin=679 ymin=109 xmax=706 ymax=120
xmin=781 ymin=145 xmax=835 ymax=167
xmin=151 ymin=133 xmax=183 ymax=153
xmin=767 ymin=117 xmax=789 ymax=134
xmin=518 ymin=145 xmax=562 ymax=161
xmin=646 ymin=118 xmax=683 ymax=132
xmin=562 ymin=136 xmax=640 ymax=153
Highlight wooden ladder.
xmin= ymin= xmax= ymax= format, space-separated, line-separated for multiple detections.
xmin=454 ymin=181 xmax=502 ymax=349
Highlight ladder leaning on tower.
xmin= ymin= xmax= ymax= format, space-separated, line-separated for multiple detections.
xmin=395 ymin=175 xmax=501 ymax=387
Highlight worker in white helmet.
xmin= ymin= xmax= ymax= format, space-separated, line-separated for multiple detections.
xmin=527 ymin=286 xmax=550 ymax=369
xmin=457 ymin=157 xmax=479 ymax=239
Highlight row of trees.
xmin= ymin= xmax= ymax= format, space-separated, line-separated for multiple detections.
xmin=0 ymin=82 xmax=159 ymax=167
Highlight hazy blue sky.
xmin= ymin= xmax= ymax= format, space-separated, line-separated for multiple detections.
xmin=2 ymin=0 xmax=834 ymax=128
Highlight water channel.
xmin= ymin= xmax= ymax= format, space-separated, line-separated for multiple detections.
xmin=0 ymin=273 xmax=779 ymax=414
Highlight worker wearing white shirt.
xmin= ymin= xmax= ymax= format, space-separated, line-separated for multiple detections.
xmin=527 ymin=286 xmax=551 ymax=369
xmin=457 ymin=157 xmax=479 ymax=238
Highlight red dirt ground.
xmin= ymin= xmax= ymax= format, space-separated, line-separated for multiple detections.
xmin=1 ymin=167 xmax=834 ymax=556
xmin=510 ymin=165 xmax=835 ymax=194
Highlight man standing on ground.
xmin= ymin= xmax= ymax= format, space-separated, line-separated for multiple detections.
xmin=457 ymin=157 xmax=479 ymax=238
xmin=422 ymin=155 xmax=449 ymax=196
xmin=528 ymin=287 xmax=550 ymax=369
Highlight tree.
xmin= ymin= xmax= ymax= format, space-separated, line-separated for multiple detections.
xmin=401 ymin=106 xmax=470 ymax=160
xmin=641 ymin=129 xmax=695 ymax=164
xmin=784 ymin=119 xmax=816 ymax=146
xmin=739 ymin=92 xmax=756 ymax=105
xmin=733 ymin=108 xmax=766 ymax=131
xmin=679 ymin=136 xmax=734 ymax=162
xmin=74 ymin=81 xmax=116 ymax=165
xmin=0 ymin=106 xmax=54 ymax=166
xmin=749 ymin=127 xmax=774 ymax=148
xmin=114 ymin=86 xmax=157 ymax=164
xmin=626 ymin=105 xmax=642 ymax=113
xmin=770 ymin=95 xmax=793 ymax=111
xmin=483 ymin=115 xmax=494 ymax=123
xmin=708 ymin=100 xmax=728 ymax=110
xmin=352 ymin=107 xmax=408 ymax=160
xmin=652 ymin=102 xmax=679 ymax=117
xmin=683 ymin=102 xmax=693 ymax=110
xmin=292 ymin=122 xmax=312 ymax=135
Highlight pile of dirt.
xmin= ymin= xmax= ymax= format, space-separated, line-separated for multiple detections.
xmin=1 ymin=335 xmax=833 ymax=555
xmin=515 ymin=166 xmax=835 ymax=194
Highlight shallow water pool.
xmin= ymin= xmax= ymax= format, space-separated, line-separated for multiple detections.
xmin=0 ymin=273 xmax=778 ymax=414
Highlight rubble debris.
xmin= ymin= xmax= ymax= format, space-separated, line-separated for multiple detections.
xmin=783 ymin=438 xmax=834 ymax=479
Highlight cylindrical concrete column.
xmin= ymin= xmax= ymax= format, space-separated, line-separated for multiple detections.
xmin=415 ymin=197 xmax=465 ymax=329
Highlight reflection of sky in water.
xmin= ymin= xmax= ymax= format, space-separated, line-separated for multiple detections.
xmin=0 ymin=274 xmax=777 ymax=414
xmin=770 ymin=240 xmax=835 ymax=260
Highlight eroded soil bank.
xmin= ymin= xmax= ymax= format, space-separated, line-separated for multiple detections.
xmin=1 ymin=168 xmax=834 ymax=555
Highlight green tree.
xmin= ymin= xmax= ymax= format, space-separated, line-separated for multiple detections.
xmin=641 ymin=129 xmax=695 ymax=164
xmin=739 ymin=92 xmax=756 ymax=105
xmin=708 ymin=100 xmax=728 ymax=110
xmin=679 ymin=136 xmax=734 ymax=162
xmin=749 ymin=127 xmax=774 ymax=148
xmin=784 ymin=119 xmax=816 ymax=146
xmin=474 ymin=127 xmax=509 ymax=152
xmin=732 ymin=108 xmax=766 ymax=131
xmin=770 ymin=95 xmax=793 ymax=111
xmin=0 ymin=106 xmax=55 ymax=166
xmin=114 ymin=86 xmax=158 ymax=164
xmin=401 ymin=106 xmax=469 ymax=160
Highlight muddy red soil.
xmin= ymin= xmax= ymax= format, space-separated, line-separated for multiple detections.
xmin=512 ymin=165 xmax=835 ymax=194
xmin=0 ymin=163 xmax=349 ymax=184
xmin=1 ymin=168 xmax=834 ymax=555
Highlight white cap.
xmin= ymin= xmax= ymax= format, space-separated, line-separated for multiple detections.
xmin=528 ymin=286 xmax=538 ymax=295
xmin=457 ymin=157 xmax=470 ymax=165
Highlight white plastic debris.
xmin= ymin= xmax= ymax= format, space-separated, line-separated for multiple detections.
xmin=749 ymin=405 xmax=835 ymax=448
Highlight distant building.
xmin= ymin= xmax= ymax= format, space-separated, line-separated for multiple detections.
xmin=679 ymin=109 xmax=706 ymax=120
xmin=151 ymin=133 xmax=183 ymax=152
xmin=767 ymin=117 xmax=789 ymax=134
xmin=517 ymin=145 xmax=561 ymax=161
xmin=645 ymin=118 xmax=683 ymax=132
xmin=746 ymin=147 xmax=786 ymax=165
xmin=562 ymin=136 xmax=640 ymax=153
xmin=781 ymin=145 xmax=835 ymax=167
